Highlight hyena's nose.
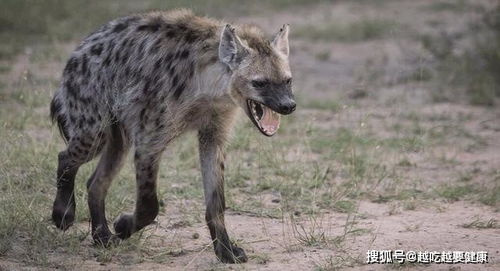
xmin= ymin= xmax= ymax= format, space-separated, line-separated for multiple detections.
xmin=280 ymin=100 xmax=296 ymax=115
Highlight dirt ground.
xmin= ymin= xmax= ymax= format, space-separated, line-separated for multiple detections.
xmin=1 ymin=0 xmax=499 ymax=270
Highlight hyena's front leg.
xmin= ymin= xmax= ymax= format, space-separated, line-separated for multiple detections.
xmin=198 ymin=128 xmax=248 ymax=263
xmin=114 ymin=148 xmax=160 ymax=240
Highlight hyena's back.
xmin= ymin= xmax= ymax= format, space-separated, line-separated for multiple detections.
xmin=51 ymin=9 xmax=221 ymax=148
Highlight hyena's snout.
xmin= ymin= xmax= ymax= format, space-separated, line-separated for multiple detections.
xmin=265 ymin=93 xmax=296 ymax=115
xmin=277 ymin=97 xmax=296 ymax=115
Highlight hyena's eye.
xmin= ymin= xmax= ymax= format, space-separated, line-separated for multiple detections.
xmin=284 ymin=78 xmax=292 ymax=85
xmin=252 ymin=80 xmax=269 ymax=89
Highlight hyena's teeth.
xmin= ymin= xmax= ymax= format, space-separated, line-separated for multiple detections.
xmin=251 ymin=103 xmax=259 ymax=120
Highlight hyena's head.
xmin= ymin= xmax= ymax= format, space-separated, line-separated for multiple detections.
xmin=219 ymin=24 xmax=295 ymax=137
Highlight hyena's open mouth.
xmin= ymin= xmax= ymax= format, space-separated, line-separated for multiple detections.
xmin=247 ymin=99 xmax=281 ymax=137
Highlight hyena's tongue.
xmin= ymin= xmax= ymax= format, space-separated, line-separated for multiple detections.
xmin=260 ymin=105 xmax=280 ymax=134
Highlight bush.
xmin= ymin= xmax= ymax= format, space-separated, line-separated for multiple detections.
xmin=423 ymin=4 xmax=500 ymax=106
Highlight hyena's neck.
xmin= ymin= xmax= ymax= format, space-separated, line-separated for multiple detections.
xmin=192 ymin=57 xmax=232 ymax=99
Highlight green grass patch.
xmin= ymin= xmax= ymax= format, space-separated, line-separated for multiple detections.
xmin=479 ymin=182 xmax=500 ymax=208
xmin=294 ymin=19 xmax=401 ymax=42
xmin=0 ymin=0 xmax=327 ymax=60
xmin=435 ymin=184 xmax=477 ymax=202
xmin=332 ymin=200 xmax=356 ymax=213
xmin=423 ymin=0 xmax=475 ymax=13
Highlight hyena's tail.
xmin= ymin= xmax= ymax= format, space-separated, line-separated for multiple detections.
xmin=50 ymin=91 xmax=70 ymax=143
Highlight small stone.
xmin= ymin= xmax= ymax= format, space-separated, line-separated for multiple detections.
xmin=348 ymin=87 xmax=367 ymax=99
xmin=294 ymin=210 xmax=301 ymax=216
xmin=159 ymin=199 xmax=165 ymax=207
xmin=192 ymin=232 xmax=200 ymax=239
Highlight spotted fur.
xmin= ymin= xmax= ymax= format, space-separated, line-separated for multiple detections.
xmin=50 ymin=9 xmax=294 ymax=263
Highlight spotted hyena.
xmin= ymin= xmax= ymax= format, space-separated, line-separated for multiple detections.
xmin=50 ymin=9 xmax=295 ymax=263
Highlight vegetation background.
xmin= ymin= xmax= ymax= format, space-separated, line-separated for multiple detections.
xmin=0 ymin=0 xmax=499 ymax=270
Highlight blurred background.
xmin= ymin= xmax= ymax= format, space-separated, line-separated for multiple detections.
xmin=1 ymin=1 xmax=499 ymax=270
xmin=2 ymin=0 xmax=499 ymax=104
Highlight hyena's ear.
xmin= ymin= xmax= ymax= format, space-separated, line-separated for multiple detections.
xmin=271 ymin=24 xmax=290 ymax=57
xmin=219 ymin=24 xmax=248 ymax=70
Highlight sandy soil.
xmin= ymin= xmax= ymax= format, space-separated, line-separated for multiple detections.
xmin=75 ymin=201 xmax=499 ymax=271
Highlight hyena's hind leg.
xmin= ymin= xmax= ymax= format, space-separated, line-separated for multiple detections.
xmin=87 ymin=122 xmax=129 ymax=246
xmin=52 ymin=133 xmax=106 ymax=230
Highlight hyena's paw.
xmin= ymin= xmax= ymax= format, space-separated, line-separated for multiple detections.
xmin=51 ymin=200 xmax=75 ymax=231
xmin=92 ymin=226 xmax=119 ymax=247
xmin=113 ymin=213 xmax=134 ymax=240
xmin=215 ymin=242 xmax=248 ymax=264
